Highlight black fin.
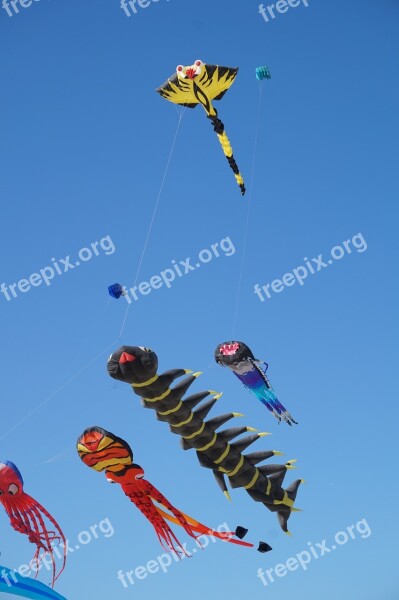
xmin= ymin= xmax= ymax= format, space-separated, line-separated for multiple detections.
xmin=235 ymin=526 xmax=248 ymax=539
xmin=206 ymin=413 xmax=236 ymax=429
xmin=258 ymin=542 xmax=272 ymax=553
xmin=183 ymin=391 xmax=211 ymax=410
xmin=245 ymin=450 xmax=276 ymax=465
xmin=194 ymin=397 xmax=218 ymax=420
xmin=213 ymin=470 xmax=228 ymax=496
xmin=218 ymin=426 xmax=248 ymax=441
xmin=180 ymin=438 xmax=192 ymax=450
xmin=231 ymin=434 xmax=260 ymax=453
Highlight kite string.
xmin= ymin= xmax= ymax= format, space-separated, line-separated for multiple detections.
xmin=232 ymin=83 xmax=263 ymax=337
xmin=118 ymin=109 xmax=186 ymax=339
xmin=0 ymin=337 xmax=120 ymax=442
xmin=0 ymin=111 xmax=187 ymax=443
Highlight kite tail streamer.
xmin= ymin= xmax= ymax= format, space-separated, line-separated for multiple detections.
xmin=257 ymin=382 xmax=297 ymax=426
xmin=155 ymin=505 xmax=254 ymax=548
xmin=144 ymin=480 xmax=254 ymax=548
xmin=207 ymin=113 xmax=246 ymax=195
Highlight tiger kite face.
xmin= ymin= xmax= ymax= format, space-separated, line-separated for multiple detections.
xmin=77 ymin=426 xmax=134 ymax=473
xmin=176 ymin=59 xmax=204 ymax=80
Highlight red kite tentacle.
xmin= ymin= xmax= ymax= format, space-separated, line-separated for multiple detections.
xmin=3 ymin=497 xmax=43 ymax=579
xmin=123 ymin=483 xmax=189 ymax=555
xmin=154 ymin=528 xmax=171 ymax=553
xmin=141 ymin=480 xmax=198 ymax=543
xmin=23 ymin=494 xmax=67 ymax=581
xmin=137 ymin=479 xmax=253 ymax=550
xmin=154 ymin=506 xmax=253 ymax=548
xmin=153 ymin=520 xmax=188 ymax=556
xmin=24 ymin=495 xmax=66 ymax=546
xmin=145 ymin=484 xmax=252 ymax=547
xmin=28 ymin=505 xmax=57 ymax=587
xmin=3 ymin=497 xmax=24 ymax=533
xmin=17 ymin=499 xmax=43 ymax=577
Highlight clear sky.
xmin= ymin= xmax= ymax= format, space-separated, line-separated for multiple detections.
xmin=0 ymin=0 xmax=398 ymax=598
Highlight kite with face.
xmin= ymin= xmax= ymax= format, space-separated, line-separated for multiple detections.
xmin=215 ymin=341 xmax=298 ymax=427
xmin=157 ymin=60 xmax=246 ymax=195
xmin=77 ymin=427 xmax=270 ymax=554
xmin=0 ymin=462 xmax=67 ymax=589
xmin=107 ymin=346 xmax=303 ymax=534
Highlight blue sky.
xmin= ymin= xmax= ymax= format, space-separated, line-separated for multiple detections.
xmin=0 ymin=0 xmax=398 ymax=598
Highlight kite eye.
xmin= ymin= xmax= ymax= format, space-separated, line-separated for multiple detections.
xmin=135 ymin=473 xmax=144 ymax=480
xmin=176 ymin=65 xmax=185 ymax=77
xmin=8 ymin=483 xmax=18 ymax=495
xmin=195 ymin=60 xmax=202 ymax=67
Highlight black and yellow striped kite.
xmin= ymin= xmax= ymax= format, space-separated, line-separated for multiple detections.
xmin=157 ymin=60 xmax=246 ymax=195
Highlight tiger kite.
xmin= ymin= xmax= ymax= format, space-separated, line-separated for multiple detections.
xmin=156 ymin=60 xmax=246 ymax=195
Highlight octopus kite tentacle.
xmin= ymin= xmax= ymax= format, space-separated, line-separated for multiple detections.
xmin=77 ymin=427 xmax=269 ymax=555
xmin=107 ymin=346 xmax=303 ymax=534
xmin=0 ymin=461 xmax=67 ymax=588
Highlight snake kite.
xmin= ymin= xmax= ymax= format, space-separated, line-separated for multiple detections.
xmin=215 ymin=341 xmax=298 ymax=427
